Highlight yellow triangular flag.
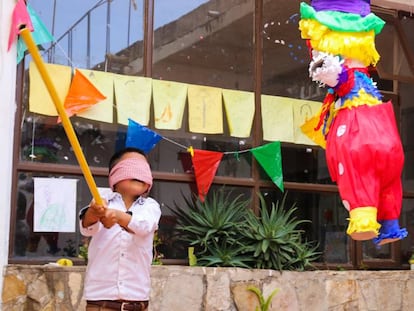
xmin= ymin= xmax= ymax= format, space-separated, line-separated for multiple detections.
xmin=261 ymin=95 xmax=294 ymax=142
xmin=77 ymin=69 xmax=113 ymax=123
xmin=29 ymin=62 xmax=71 ymax=116
xmin=188 ymin=84 xmax=223 ymax=134
xmin=222 ymin=89 xmax=254 ymax=138
xmin=153 ymin=79 xmax=187 ymax=130
xmin=113 ymin=74 xmax=152 ymax=126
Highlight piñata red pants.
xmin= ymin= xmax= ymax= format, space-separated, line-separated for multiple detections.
xmin=325 ymin=101 xmax=406 ymax=244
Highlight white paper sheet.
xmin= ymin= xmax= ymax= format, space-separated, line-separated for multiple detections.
xmin=33 ymin=178 xmax=78 ymax=232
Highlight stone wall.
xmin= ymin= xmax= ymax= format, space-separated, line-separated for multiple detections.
xmin=2 ymin=264 xmax=414 ymax=310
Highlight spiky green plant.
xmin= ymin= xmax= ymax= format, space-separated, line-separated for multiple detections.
xmin=197 ymin=238 xmax=253 ymax=268
xmin=169 ymin=188 xmax=320 ymax=270
xmin=241 ymin=193 xmax=320 ymax=271
xmin=167 ymin=188 xmax=251 ymax=266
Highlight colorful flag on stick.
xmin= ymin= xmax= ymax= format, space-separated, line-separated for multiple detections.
xmin=251 ymin=142 xmax=284 ymax=192
xmin=125 ymin=119 xmax=163 ymax=154
xmin=191 ymin=149 xmax=223 ymax=202
xmin=8 ymin=0 xmax=33 ymax=51
xmin=17 ymin=4 xmax=54 ymax=64
xmin=59 ymin=69 xmax=106 ymax=122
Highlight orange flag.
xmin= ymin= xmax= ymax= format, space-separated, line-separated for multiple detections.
xmin=192 ymin=149 xmax=223 ymax=202
xmin=58 ymin=69 xmax=106 ymax=122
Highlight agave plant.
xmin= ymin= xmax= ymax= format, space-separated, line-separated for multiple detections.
xmin=167 ymin=188 xmax=252 ymax=266
xmin=169 ymin=188 xmax=320 ymax=270
xmin=288 ymin=238 xmax=320 ymax=271
xmin=197 ymin=239 xmax=253 ymax=268
xmin=241 ymin=193 xmax=321 ymax=271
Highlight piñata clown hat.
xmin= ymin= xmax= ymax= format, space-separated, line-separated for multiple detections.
xmin=299 ymin=0 xmax=385 ymax=66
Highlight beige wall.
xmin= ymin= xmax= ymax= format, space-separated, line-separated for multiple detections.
xmin=373 ymin=0 xmax=414 ymax=12
xmin=3 ymin=265 xmax=414 ymax=311
xmin=0 ymin=0 xmax=17 ymax=307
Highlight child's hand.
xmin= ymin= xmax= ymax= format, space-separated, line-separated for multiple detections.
xmin=81 ymin=199 xmax=107 ymax=228
xmin=88 ymin=199 xmax=107 ymax=218
xmin=100 ymin=208 xmax=118 ymax=229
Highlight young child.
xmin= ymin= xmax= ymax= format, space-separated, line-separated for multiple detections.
xmin=80 ymin=147 xmax=161 ymax=311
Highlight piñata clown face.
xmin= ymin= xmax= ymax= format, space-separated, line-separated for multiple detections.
xmin=299 ymin=0 xmax=384 ymax=87
xmin=299 ymin=0 xmax=407 ymax=245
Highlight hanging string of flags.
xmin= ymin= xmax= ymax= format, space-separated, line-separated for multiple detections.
xmin=125 ymin=118 xmax=284 ymax=201
xmin=29 ymin=62 xmax=322 ymax=145
xmin=9 ymin=0 xmax=289 ymax=201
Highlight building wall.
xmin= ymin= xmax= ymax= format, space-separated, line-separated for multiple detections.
xmin=3 ymin=265 xmax=414 ymax=310
xmin=0 ymin=0 xmax=17 ymax=304
xmin=373 ymin=0 xmax=414 ymax=12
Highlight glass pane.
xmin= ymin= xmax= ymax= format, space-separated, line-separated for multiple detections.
xmin=401 ymin=16 xmax=414 ymax=54
xmin=260 ymin=189 xmax=350 ymax=264
xmin=361 ymin=199 xmax=413 ymax=262
xmin=28 ymin=0 xmax=144 ymax=71
xmin=156 ymin=183 xmax=251 ymax=260
xmin=260 ymin=1 xmax=331 ymax=184
xmin=400 ymin=81 xmax=414 ymax=192
xmin=262 ymin=0 xmax=317 ymax=99
xmin=150 ymin=136 xmax=252 ymax=177
xmin=20 ymin=114 xmax=121 ymax=167
xmin=20 ymin=109 xmax=255 ymax=177
xmin=376 ymin=19 xmax=414 ymax=81
xmin=281 ymin=146 xmax=333 ymax=184
xmin=14 ymin=173 xmax=200 ymax=261
xmin=13 ymin=172 xmax=107 ymax=259
xmin=153 ymin=0 xmax=254 ymax=91
xmin=362 ymin=241 xmax=391 ymax=260
xmin=400 ymin=198 xmax=414 ymax=264
xmin=254 ymin=145 xmax=333 ymax=184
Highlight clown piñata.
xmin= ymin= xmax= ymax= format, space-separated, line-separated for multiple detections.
xmin=299 ymin=0 xmax=407 ymax=245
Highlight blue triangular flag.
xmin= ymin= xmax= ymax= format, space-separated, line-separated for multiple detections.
xmin=125 ymin=118 xmax=163 ymax=154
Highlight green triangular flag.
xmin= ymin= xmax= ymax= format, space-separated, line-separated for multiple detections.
xmin=251 ymin=142 xmax=284 ymax=192
xmin=17 ymin=4 xmax=54 ymax=64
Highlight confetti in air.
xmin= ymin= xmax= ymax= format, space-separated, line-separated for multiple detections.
xmin=263 ymin=13 xmax=305 ymax=63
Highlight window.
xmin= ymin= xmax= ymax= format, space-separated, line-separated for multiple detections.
xmin=11 ymin=0 xmax=414 ymax=269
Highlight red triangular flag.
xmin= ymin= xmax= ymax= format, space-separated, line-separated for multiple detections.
xmin=191 ymin=149 xmax=223 ymax=202
xmin=8 ymin=0 xmax=34 ymax=51
xmin=58 ymin=69 xmax=106 ymax=122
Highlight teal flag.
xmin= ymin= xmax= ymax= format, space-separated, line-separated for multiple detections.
xmin=251 ymin=142 xmax=284 ymax=192
xmin=17 ymin=4 xmax=54 ymax=64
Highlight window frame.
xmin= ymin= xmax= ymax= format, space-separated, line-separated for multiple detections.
xmin=9 ymin=0 xmax=414 ymax=268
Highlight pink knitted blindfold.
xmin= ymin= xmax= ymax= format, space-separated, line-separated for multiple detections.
xmin=109 ymin=157 xmax=153 ymax=191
